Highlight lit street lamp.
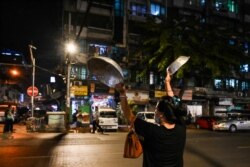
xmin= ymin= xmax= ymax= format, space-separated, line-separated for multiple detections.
xmin=10 ymin=68 xmax=20 ymax=76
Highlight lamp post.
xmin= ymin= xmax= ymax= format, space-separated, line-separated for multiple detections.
xmin=29 ymin=44 xmax=37 ymax=117
xmin=65 ymin=41 xmax=77 ymax=128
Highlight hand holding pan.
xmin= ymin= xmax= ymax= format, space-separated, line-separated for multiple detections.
xmin=87 ymin=56 xmax=124 ymax=88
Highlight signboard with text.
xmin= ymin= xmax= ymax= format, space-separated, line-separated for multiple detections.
xmin=70 ymin=86 xmax=88 ymax=96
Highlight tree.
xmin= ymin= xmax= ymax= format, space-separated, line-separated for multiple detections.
xmin=134 ymin=15 xmax=250 ymax=87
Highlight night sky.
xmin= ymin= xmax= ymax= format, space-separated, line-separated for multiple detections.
xmin=0 ymin=0 xmax=63 ymax=71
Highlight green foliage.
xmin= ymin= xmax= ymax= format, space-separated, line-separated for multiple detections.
xmin=132 ymin=16 xmax=250 ymax=85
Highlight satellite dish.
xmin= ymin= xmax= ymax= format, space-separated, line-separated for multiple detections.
xmin=87 ymin=56 xmax=124 ymax=87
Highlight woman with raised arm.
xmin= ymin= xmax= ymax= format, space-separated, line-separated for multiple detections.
xmin=116 ymin=71 xmax=186 ymax=167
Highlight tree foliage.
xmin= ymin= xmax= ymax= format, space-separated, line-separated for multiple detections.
xmin=135 ymin=16 xmax=250 ymax=85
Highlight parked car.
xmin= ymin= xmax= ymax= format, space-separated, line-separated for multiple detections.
xmin=195 ymin=116 xmax=223 ymax=130
xmin=98 ymin=107 xmax=118 ymax=131
xmin=136 ymin=111 xmax=155 ymax=124
xmin=213 ymin=115 xmax=250 ymax=133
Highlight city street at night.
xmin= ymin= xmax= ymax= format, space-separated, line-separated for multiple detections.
xmin=1 ymin=1 xmax=250 ymax=167
xmin=1 ymin=124 xmax=250 ymax=167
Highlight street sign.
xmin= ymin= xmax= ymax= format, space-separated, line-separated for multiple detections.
xmin=27 ymin=86 xmax=39 ymax=96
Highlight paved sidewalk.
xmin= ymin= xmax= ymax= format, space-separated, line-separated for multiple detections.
xmin=0 ymin=122 xmax=196 ymax=140
xmin=0 ymin=123 xmax=120 ymax=140
xmin=0 ymin=123 xmax=61 ymax=139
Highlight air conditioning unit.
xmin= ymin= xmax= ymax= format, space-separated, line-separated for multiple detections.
xmin=74 ymin=81 xmax=82 ymax=86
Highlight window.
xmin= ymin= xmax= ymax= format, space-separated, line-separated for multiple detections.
xmin=244 ymin=42 xmax=249 ymax=55
xmin=214 ymin=79 xmax=223 ymax=89
xmin=229 ymin=38 xmax=236 ymax=45
xmin=225 ymin=79 xmax=235 ymax=90
xmin=214 ymin=0 xmax=238 ymax=13
xmin=114 ymin=0 xmax=124 ymax=16
xmin=89 ymin=44 xmax=108 ymax=56
xmin=214 ymin=0 xmax=227 ymax=11
xmin=71 ymin=65 xmax=87 ymax=80
xmin=227 ymin=0 xmax=237 ymax=13
xmin=150 ymin=3 xmax=165 ymax=16
xmin=200 ymin=0 xmax=206 ymax=6
xmin=149 ymin=71 xmax=154 ymax=85
xmin=240 ymin=64 xmax=249 ymax=73
xmin=100 ymin=111 xmax=117 ymax=118
xmin=241 ymin=81 xmax=249 ymax=91
xmin=130 ymin=2 xmax=147 ymax=16
xmin=186 ymin=0 xmax=205 ymax=7
xmin=151 ymin=3 xmax=160 ymax=16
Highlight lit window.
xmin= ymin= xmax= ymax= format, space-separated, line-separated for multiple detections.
xmin=227 ymin=0 xmax=237 ymax=13
xmin=151 ymin=3 xmax=160 ymax=16
xmin=150 ymin=72 xmax=154 ymax=85
xmin=241 ymin=81 xmax=249 ymax=91
xmin=214 ymin=79 xmax=223 ymax=89
xmin=226 ymin=79 xmax=235 ymax=89
xmin=188 ymin=0 xmax=205 ymax=6
xmin=240 ymin=64 xmax=249 ymax=73
xmin=244 ymin=42 xmax=249 ymax=55
xmin=114 ymin=0 xmax=124 ymax=16
xmin=214 ymin=0 xmax=227 ymax=11
xmin=130 ymin=3 xmax=146 ymax=16
xmin=89 ymin=44 xmax=108 ymax=56
xmin=71 ymin=66 xmax=87 ymax=80
xmin=200 ymin=0 xmax=206 ymax=6
xmin=214 ymin=0 xmax=238 ymax=13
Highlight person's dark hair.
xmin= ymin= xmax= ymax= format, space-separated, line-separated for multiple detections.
xmin=157 ymin=96 xmax=186 ymax=125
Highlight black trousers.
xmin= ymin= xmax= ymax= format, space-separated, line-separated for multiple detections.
xmin=4 ymin=119 xmax=13 ymax=133
xmin=92 ymin=120 xmax=103 ymax=133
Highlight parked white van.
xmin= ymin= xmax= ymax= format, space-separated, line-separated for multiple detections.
xmin=136 ymin=111 xmax=155 ymax=124
xmin=98 ymin=107 xmax=118 ymax=131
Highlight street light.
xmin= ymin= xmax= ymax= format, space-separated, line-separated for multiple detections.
xmin=65 ymin=41 xmax=78 ymax=128
xmin=10 ymin=68 xmax=20 ymax=76
xmin=29 ymin=44 xmax=37 ymax=117
xmin=65 ymin=41 xmax=77 ymax=54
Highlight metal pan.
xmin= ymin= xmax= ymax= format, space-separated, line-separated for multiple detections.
xmin=87 ymin=56 xmax=124 ymax=87
xmin=167 ymin=56 xmax=190 ymax=75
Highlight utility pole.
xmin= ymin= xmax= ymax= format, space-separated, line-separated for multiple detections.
xmin=29 ymin=44 xmax=37 ymax=117
xmin=65 ymin=41 xmax=77 ymax=129
xmin=66 ymin=56 xmax=71 ymax=126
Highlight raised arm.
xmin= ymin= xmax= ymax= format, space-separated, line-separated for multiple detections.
xmin=165 ymin=70 xmax=174 ymax=97
xmin=115 ymin=84 xmax=135 ymax=123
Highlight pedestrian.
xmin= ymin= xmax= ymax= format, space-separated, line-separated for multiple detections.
xmin=72 ymin=109 xmax=79 ymax=124
xmin=116 ymin=70 xmax=186 ymax=167
xmin=186 ymin=111 xmax=192 ymax=125
xmin=75 ymin=111 xmax=83 ymax=133
xmin=92 ymin=114 xmax=104 ymax=134
xmin=3 ymin=107 xmax=14 ymax=133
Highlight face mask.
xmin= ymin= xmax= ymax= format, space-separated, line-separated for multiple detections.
xmin=155 ymin=102 xmax=161 ymax=125
xmin=154 ymin=114 xmax=161 ymax=125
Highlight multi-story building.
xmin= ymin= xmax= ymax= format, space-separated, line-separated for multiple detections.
xmin=62 ymin=0 xmax=250 ymax=117
xmin=0 ymin=49 xmax=31 ymax=106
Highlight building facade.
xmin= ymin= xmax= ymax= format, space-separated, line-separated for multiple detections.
xmin=62 ymin=0 xmax=250 ymax=117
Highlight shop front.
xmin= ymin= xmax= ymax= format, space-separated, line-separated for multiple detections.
xmin=70 ymin=85 xmax=90 ymax=126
